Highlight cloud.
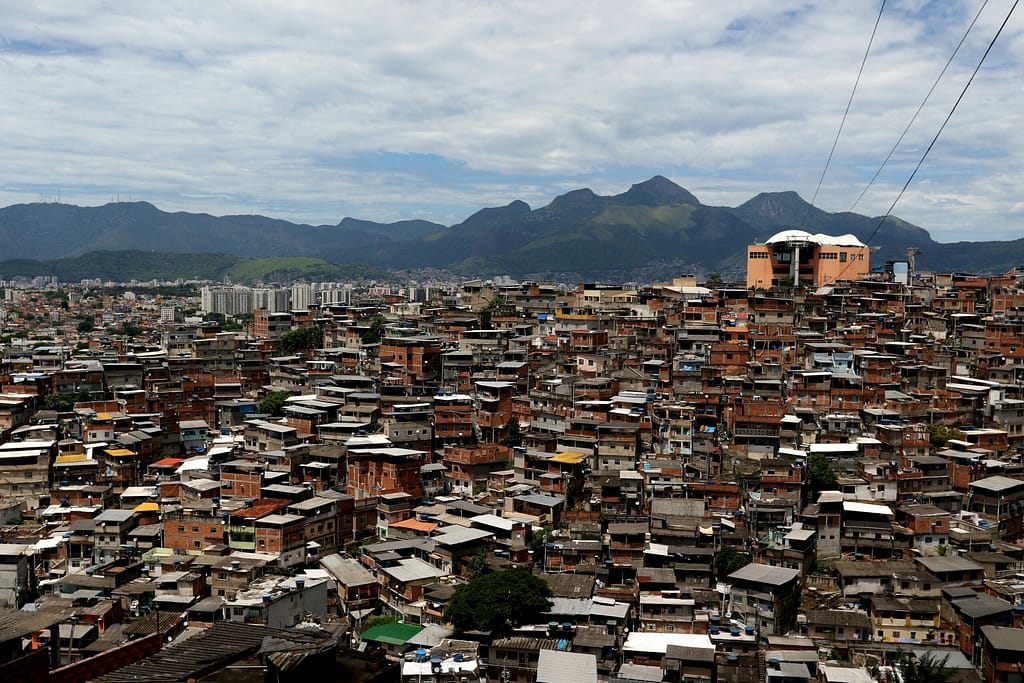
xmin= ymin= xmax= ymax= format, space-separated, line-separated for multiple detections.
xmin=0 ymin=0 xmax=1021 ymax=242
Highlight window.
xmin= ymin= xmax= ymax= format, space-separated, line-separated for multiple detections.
xmin=178 ymin=525 xmax=185 ymax=532
xmin=840 ymin=253 xmax=847 ymax=262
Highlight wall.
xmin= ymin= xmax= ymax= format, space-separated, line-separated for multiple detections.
xmin=49 ymin=632 xmax=161 ymax=683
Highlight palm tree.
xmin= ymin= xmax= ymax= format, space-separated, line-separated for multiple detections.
xmin=900 ymin=652 xmax=952 ymax=683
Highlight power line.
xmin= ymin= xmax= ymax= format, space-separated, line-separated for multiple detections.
xmin=848 ymin=0 xmax=990 ymax=214
xmin=837 ymin=0 xmax=1019 ymax=280
xmin=802 ymin=0 xmax=887 ymax=224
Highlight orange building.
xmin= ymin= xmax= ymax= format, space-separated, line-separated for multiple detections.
xmin=747 ymin=230 xmax=871 ymax=289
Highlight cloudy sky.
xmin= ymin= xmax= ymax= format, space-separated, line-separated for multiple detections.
xmin=2 ymin=1 xmax=1022 ymax=242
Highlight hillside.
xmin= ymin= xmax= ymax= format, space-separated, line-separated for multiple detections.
xmin=0 ymin=252 xmax=393 ymax=284
xmin=0 ymin=178 xmax=1018 ymax=278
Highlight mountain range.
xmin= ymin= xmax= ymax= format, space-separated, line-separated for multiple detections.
xmin=0 ymin=176 xmax=1020 ymax=281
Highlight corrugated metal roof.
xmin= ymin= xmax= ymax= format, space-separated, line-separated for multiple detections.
xmin=93 ymin=621 xmax=332 ymax=682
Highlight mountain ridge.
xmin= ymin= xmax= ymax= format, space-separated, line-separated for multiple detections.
xmin=0 ymin=177 xmax=1018 ymax=277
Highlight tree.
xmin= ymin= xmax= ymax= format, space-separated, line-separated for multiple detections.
xmin=465 ymin=549 xmax=491 ymax=580
xmin=44 ymin=390 xmax=91 ymax=412
xmin=76 ymin=317 xmax=95 ymax=333
xmin=499 ymin=417 xmax=522 ymax=447
xmin=362 ymin=614 xmax=397 ymax=632
xmin=361 ymin=315 xmax=387 ymax=344
xmin=259 ymin=390 xmax=291 ymax=417
xmin=928 ymin=424 xmax=962 ymax=449
xmin=484 ymin=297 xmax=507 ymax=311
xmin=444 ymin=568 xmax=552 ymax=633
xmin=706 ymin=272 xmax=724 ymax=287
xmin=900 ymin=652 xmax=952 ymax=683
xmin=806 ymin=452 xmax=838 ymax=496
xmin=530 ymin=524 xmax=553 ymax=558
xmin=714 ymin=545 xmax=750 ymax=579
xmin=279 ymin=326 xmax=323 ymax=354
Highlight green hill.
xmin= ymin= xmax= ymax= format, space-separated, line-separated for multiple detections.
xmin=0 ymin=251 xmax=392 ymax=283
xmin=0 ymin=177 xmax=1018 ymax=277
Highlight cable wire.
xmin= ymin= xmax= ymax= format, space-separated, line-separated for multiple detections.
xmin=801 ymin=0 xmax=887 ymax=225
xmin=836 ymin=0 xmax=1019 ymax=281
xmin=848 ymin=0 xmax=990 ymax=214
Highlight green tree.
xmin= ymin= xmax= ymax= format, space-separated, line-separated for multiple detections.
xmin=444 ymin=568 xmax=552 ymax=633
xmin=76 ymin=317 xmax=95 ymax=333
xmin=530 ymin=524 xmax=553 ymax=558
xmin=900 ymin=652 xmax=952 ymax=683
xmin=928 ymin=424 xmax=962 ymax=449
xmin=499 ymin=417 xmax=522 ymax=447
xmin=706 ymin=272 xmax=724 ymax=287
xmin=361 ymin=315 xmax=387 ymax=344
xmin=43 ymin=390 xmax=91 ymax=412
xmin=714 ymin=545 xmax=750 ymax=579
xmin=806 ymin=452 xmax=839 ymax=496
xmin=362 ymin=614 xmax=397 ymax=632
xmin=465 ymin=548 xmax=491 ymax=580
xmin=116 ymin=322 xmax=143 ymax=337
xmin=259 ymin=390 xmax=291 ymax=417
xmin=484 ymin=297 xmax=507 ymax=311
xmin=279 ymin=326 xmax=323 ymax=354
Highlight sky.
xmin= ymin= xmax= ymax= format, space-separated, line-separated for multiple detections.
xmin=1 ymin=1 xmax=1022 ymax=242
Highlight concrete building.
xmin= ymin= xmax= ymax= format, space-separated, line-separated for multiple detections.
xmin=746 ymin=230 xmax=871 ymax=289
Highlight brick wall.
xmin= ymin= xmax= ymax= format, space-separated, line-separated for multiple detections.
xmin=49 ymin=632 xmax=161 ymax=683
xmin=0 ymin=647 xmax=50 ymax=683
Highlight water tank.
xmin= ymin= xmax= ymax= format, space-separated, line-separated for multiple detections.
xmin=295 ymin=579 xmax=305 ymax=589
xmin=415 ymin=649 xmax=427 ymax=662
xmin=454 ymin=653 xmax=464 ymax=663
xmin=744 ymin=625 xmax=755 ymax=636
xmin=562 ymin=623 xmax=572 ymax=632
xmin=261 ymin=594 xmax=272 ymax=604
xmin=727 ymin=654 xmax=739 ymax=663
xmin=430 ymin=656 xmax=442 ymax=665
xmin=730 ymin=628 xmax=740 ymax=637
xmin=709 ymin=626 xmax=720 ymax=635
